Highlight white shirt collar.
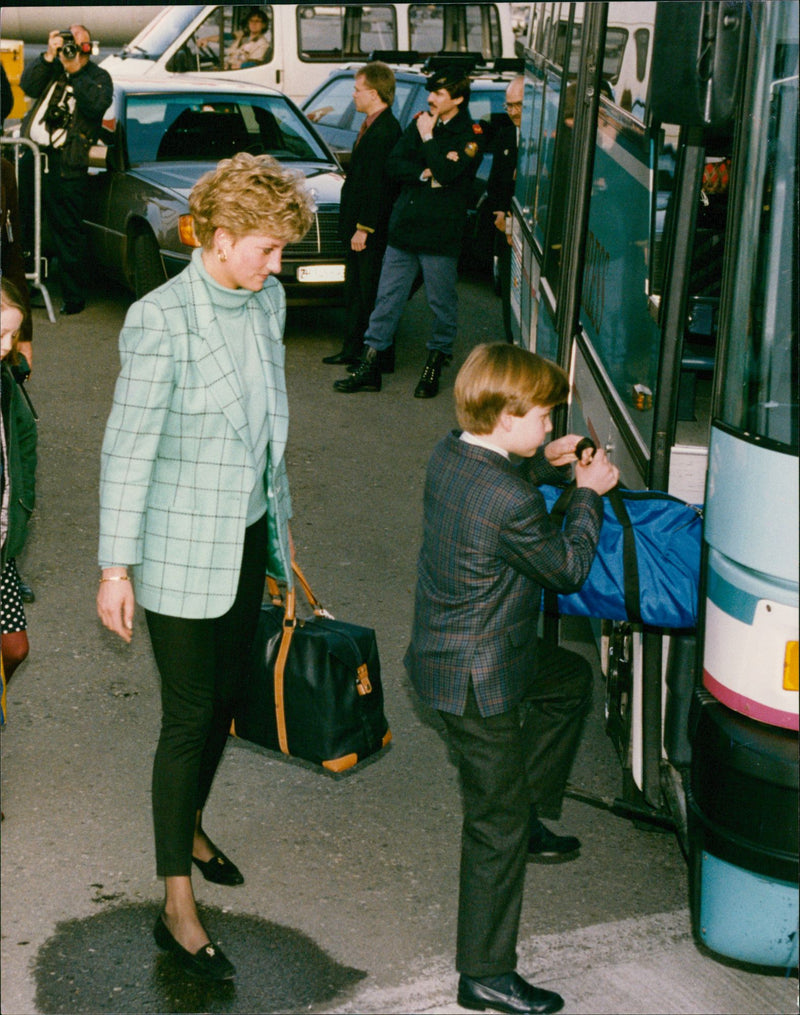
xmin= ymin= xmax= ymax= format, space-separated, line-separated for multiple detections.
xmin=460 ymin=430 xmax=510 ymax=460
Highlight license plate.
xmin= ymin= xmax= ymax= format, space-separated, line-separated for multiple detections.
xmin=296 ymin=264 xmax=345 ymax=283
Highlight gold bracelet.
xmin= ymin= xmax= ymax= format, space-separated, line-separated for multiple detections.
xmin=99 ymin=575 xmax=130 ymax=583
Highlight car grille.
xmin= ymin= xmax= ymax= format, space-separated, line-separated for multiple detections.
xmin=284 ymin=207 xmax=344 ymax=257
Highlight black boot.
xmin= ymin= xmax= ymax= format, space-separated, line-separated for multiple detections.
xmin=333 ymin=346 xmax=382 ymax=393
xmin=347 ymin=345 xmax=395 ymax=375
xmin=413 ymin=350 xmax=449 ymax=399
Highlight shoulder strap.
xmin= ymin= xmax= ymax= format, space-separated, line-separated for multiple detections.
xmin=606 ymin=486 xmax=642 ymax=625
xmin=265 ymin=557 xmax=333 ymax=756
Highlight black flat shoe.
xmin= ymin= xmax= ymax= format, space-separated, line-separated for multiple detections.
xmin=527 ymin=821 xmax=580 ymax=859
xmin=192 ymin=849 xmax=244 ymax=886
xmin=322 ymin=350 xmax=359 ymax=365
xmin=457 ymin=972 xmax=564 ymax=1014
xmin=153 ymin=913 xmax=235 ymax=981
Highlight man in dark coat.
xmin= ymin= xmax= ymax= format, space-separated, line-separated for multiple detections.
xmin=334 ymin=65 xmax=483 ymax=398
xmin=486 ymin=74 xmax=523 ymax=342
xmin=20 ymin=24 xmax=112 ymax=315
xmin=322 ymin=62 xmax=401 ymax=368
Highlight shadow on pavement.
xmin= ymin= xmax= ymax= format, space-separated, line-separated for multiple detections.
xmin=33 ymin=901 xmax=365 ymax=1014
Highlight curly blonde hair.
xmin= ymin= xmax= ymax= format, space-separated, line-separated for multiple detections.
xmin=189 ymin=152 xmax=316 ymax=248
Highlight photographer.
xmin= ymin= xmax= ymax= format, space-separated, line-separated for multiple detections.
xmin=20 ymin=25 xmax=112 ymax=315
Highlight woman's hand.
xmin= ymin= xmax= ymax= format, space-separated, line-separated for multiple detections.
xmin=97 ymin=568 xmax=135 ymax=644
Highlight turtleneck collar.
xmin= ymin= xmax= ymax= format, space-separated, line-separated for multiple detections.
xmin=192 ymin=247 xmax=259 ymax=310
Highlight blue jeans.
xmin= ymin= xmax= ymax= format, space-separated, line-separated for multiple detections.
xmin=364 ymin=245 xmax=458 ymax=355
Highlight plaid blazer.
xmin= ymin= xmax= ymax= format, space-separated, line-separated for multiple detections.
xmin=98 ymin=257 xmax=292 ymax=619
xmin=404 ymin=432 xmax=603 ymax=717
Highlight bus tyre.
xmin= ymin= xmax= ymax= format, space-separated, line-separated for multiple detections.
xmin=132 ymin=233 xmax=166 ymax=300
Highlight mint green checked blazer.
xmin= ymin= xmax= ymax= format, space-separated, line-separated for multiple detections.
xmin=98 ymin=259 xmax=293 ymax=619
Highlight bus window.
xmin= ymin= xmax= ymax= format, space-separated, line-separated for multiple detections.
xmin=719 ymin=13 xmax=798 ymax=449
xmin=297 ymin=5 xmax=398 ymax=61
xmin=579 ymin=104 xmax=660 ymax=449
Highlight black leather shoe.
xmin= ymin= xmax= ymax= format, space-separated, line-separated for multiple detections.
xmin=60 ymin=300 xmax=85 ymax=315
xmin=322 ymin=349 xmax=360 ymax=365
xmin=192 ymin=849 xmax=244 ymax=886
xmin=457 ymin=972 xmax=564 ymax=1014
xmin=334 ymin=346 xmax=381 ymax=392
xmin=413 ymin=350 xmax=449 ymax=398
xmin=528 ymin=821 xmax=580 ymax=859
xmin=153 ymin=913 xmax=236 ymax=981
xmin=347 ymin=346 xmax=395 ymax=374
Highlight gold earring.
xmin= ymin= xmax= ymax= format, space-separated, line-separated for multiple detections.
xmin=218 ymin=248 xmax=228 ymax=263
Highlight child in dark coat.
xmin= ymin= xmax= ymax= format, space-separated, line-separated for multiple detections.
xmin=405 ymin=343 xmax=618 ymax=1014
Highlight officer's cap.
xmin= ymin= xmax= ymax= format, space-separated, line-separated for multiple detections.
xmin=425 ymin=64 xmax=469 ymax=93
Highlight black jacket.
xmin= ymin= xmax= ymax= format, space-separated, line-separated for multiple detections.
xmin=20 ymin=55 xmax=112 ymax=176
xmin=386 ymin=106 xmax=483 ymax=258
xmin=338 ymin=106 xmax=401 ymax=246
xmin=485 ymin=117 xmax=518 ymax=215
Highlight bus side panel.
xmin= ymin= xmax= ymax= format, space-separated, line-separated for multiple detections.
xmin=703 ymin=427 xmax=799 ymax=729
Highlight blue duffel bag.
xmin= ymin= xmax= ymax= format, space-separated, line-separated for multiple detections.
xmin=540 ymin=484 xmax=703 ymax=629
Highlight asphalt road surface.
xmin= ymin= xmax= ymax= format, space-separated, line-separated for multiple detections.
xmin=0 ymin=269 xmax=795 ymax=1015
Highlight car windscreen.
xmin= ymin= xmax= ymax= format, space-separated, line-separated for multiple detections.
xmin=119 ymin=5 xmax=203 ymax=60
xmin=124 ymin=93 xmax=332 ymax=164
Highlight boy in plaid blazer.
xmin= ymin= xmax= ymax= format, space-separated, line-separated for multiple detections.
xmin=405 ymin=343 xmax=618 ymax=1014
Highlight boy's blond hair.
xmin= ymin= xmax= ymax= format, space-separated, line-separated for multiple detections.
xmin=455 ymin=343 xmax=569 ymax=434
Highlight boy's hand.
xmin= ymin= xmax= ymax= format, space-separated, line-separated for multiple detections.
xmin=575 ymin=448 xmax=619 ymax=495
xmin=544 ymin=433 xmax=586 ymax=467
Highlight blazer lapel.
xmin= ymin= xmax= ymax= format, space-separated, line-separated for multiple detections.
xmin=183 ymin=262 xmax=251 ymax=447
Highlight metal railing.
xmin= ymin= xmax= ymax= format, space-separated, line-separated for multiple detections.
xmin=1 ymin=134 xmax=56 ymax=323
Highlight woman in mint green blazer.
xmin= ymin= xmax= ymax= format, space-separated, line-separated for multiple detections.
xmin=97 ymin=153 xmax=314 ymax=982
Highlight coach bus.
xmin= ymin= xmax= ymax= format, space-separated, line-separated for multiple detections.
xmin=510 ymin=1 xmax=797 ymax=969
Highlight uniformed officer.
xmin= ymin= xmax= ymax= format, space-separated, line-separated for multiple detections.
xmin=334 ymin=64 xmax=483 ymax=398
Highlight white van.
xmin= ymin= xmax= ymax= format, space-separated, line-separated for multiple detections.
xmin=100 ymin=3 xmax=516 ymax=103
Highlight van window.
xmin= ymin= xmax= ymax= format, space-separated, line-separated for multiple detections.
xmin=167 ymin=6 xmax=274 ymax=74
xmin=296 ymin=5 xmax=398 ymax=61
xmin=634 ymin=28 xmax=650 ymax=81
xmin=409 ymin=4 xmax=502 ymax=59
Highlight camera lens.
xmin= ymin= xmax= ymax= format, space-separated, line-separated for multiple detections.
xmin=61 ymin=42 xmax=79 ymax=59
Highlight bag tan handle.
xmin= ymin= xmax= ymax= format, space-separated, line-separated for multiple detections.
xmin=267 ymin=558 xmax=332 ymax=754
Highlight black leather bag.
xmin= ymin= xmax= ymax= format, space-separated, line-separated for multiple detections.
xmin=232 ymin=562 xmax=391 ymax=772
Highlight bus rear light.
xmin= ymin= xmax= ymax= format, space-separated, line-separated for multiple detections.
xmin=784 ymin=641 xmax=799 ymax=692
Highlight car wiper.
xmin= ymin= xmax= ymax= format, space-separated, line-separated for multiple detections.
xmin=119 ymin=45 xmax=154 ymax=60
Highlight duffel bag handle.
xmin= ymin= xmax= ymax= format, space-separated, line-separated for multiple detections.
xmin=266 ymin=560 xmax=334 ymax=621
xmin=266 ymin=557 xmax=334 ymax=756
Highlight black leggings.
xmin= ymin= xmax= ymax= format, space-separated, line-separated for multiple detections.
xmin=145 ymin=516 xmax=269 ymax=877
